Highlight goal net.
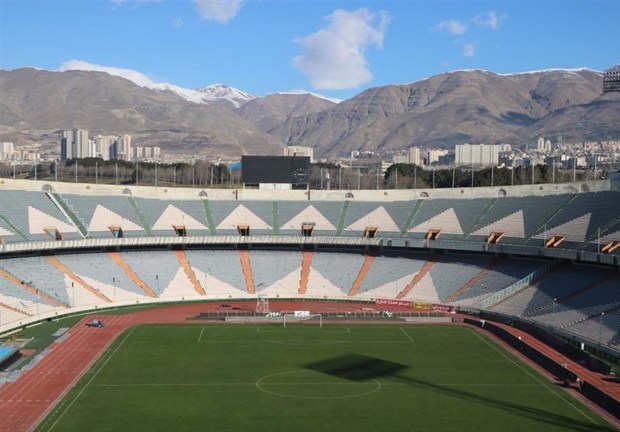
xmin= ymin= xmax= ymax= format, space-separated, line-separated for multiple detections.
xmin=282 ymin=313 xmax=322 ymax=328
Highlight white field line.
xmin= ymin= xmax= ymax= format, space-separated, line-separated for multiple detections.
xmin=468 ymin=329 xmax=599 ymax=425
xmin=88 ymin=381 xmax=544 ymax=388
xmin=46 ymin=328 xmax=136 ymax=432
xmin=198 ymin=327 xmax=205 ymax=342
xmin=400 ymin=327 xmax=414 ymax=343
xmin=196 ymin=339 xmax=406 ymax=343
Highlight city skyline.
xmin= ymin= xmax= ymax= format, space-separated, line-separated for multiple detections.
xmin=1 ymin=1 xmax=618 ymax=100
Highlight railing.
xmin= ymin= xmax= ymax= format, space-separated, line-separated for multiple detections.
xmin=479 ymin=261 xmax=555 ymax=309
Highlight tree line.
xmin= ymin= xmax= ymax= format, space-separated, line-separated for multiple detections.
xmin=0 ymin=159 xmax=602 ymax=189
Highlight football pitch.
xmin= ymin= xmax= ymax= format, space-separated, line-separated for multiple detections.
xmin=37 ymin=324 xmax=615 ymax=432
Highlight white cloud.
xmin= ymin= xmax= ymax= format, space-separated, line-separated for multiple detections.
xmin=473 ymin=11 xmax=506 ymax=30
xmin=435 ymin=19 xmax=467 ymax=36
xmin=59 ymin=60 xmax=158 ymax=87
xmin=293 ymin=8 xmax=390 ymax=90
xmin=463 ymin=44 xmax=476 ymax=57
xmin=192 ymin=0 xmax=243 ymax=23
xmin=172 ymin=17 xmax=185 ymax=28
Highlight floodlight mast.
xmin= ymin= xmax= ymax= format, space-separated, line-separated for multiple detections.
xmin=256 ymin=295 xmax=270 ymax=314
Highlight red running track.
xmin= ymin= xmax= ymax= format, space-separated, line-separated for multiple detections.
xmin=0 ymin=301 xmax=389 ymax=432
xmin=0 ymin=302 xmax=618 ymax=431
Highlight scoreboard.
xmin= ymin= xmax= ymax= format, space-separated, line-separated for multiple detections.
xmin=241 ymin=156 xmax=310 ymax=184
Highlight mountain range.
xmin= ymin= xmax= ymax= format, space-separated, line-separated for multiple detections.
xmin=1 ymin=67 xmax=618 ymax=159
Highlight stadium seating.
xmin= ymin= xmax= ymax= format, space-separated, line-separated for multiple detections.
xmin=1 ymin=183 xmax=619 ymax=353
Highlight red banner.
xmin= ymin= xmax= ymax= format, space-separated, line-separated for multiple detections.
xmin=375 ymin=298 xmax=412 ymax=307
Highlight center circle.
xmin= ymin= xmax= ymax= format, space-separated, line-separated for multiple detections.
xmin=256 ymin=370 xmax=382 ymax=400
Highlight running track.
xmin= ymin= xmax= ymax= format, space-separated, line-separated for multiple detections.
xmin=0 ymin=302 xmax=618 ymax=431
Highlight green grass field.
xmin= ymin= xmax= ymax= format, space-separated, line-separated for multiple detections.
xmin=37 ymin=324 xmax=615 ymax=432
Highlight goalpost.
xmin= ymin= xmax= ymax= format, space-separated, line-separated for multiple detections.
xmin=283 ymin=313 xmax=322 ymax=328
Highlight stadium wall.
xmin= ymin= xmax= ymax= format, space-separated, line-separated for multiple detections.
xmin=0 ymin=178 xmax=612 ymax=201
xmin=465 ymin=318 xmax=620 ymax=421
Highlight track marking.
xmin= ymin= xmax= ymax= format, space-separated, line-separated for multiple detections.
xmin=198 ymin=327 xmax=205 ymax=342
xmin=45 ymin=327 xmax=136 ymax=432
xmin=468 ymin=328 xmax=599 ymax=425
xmin=400 ymin=327 xmax=414 ymax=343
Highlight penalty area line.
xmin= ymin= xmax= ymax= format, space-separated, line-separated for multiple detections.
xmin=198 ymin=327 xmax=205 ymax=342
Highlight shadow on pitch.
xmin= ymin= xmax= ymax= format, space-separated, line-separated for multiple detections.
xmin=305 ymin=353 xmax=407 ymax=381
xmin=305 ymin=353 xmax=615 ymax=432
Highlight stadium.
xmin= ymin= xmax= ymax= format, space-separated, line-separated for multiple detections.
xmin=0 ymin=175 xmax=619 ymax=431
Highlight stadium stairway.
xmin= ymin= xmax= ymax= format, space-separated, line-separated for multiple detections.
xmin=127 ymin=196 xmax=153 ymax=236
xmin=0 ymin=213 xmax=29 ymax=241
xmin=562 ymin=300 xmax=620 ymax=331
xmin=48 ymin=193 xmax=88 ymax=238
xmin=336 ymin=200 xmax=350 ymax=235
xmin=522 ymin=194 xmax=578 ymax=244
xmin=239 ymin=250 xmax=255 ymax=294
xmin=526 ymin=269 xmax=620 ymax=319
xmin=46 ymin=256 xmax=111 ymax=303
xmin=272 ymin=202 xmax=280 ymax=235
xmin=109 ymin=252 xmax=158 ymax=298
xmin=400 ymin=200 xmax=424 ymax=236
xmin=348 ymin=254 xmax=376 ymax=296
xmin=397 ymin=253 xmax=440 ymax=299
xmin=444 ymin=257 xmax=502 ymax=303
xmin=173 ymin=250 xmax=206 ymax=295
xmin=0 ymin=301 xmax=31 ymax=318
xmin=0 ymin=267 xmax=68 ymax=308
xmin=298 ymin=251 xmax=313 ymax=295
xmin=481 ymin=261 xmax=556 ymax=310
xmin=581 ymin=214 xmax=620 ymax=250
xmin=462 ymin=198 xmax=497 ymax=238
xmin=202 ymin=200 xmax=217 ymax=234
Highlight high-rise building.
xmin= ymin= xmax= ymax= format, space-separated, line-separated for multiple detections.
xmin=61 ymin=129 xmax=90 ymax=160
xmin=94 ymin=135 xmax=117 ymax=160
xmin=116 ymin=134 xmax=132 ymax=161
xmin=427 ymin=149 xmax=449 ymax=165
xmin=455 ymin=143 xmax=500 ymax=167
xmin=408 ymin=146 xmax=422 ymax=165
xmin=0 ymin=142 xmax=15 ymax=160
xmin=537 ymin=137 xmax=551 ymax=153
xmin=283 ymin=146 xmax=314 ymax=163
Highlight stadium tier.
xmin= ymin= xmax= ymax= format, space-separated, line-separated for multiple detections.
xmin=0 ymin=180 xmax=619 ymax=355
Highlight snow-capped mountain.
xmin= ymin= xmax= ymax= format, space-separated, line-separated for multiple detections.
xmin=195 ymin=84 xmax=255 ymax=109
xmin=57 ymin=60 xmax=254 ymax=109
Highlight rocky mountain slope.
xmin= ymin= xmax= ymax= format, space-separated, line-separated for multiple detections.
xmin=1 ymin=67 xmax=618 ymax=159
xmin=0 ymin=68 xmax=281 ymax=158
xmin=271 ymin=69 xmax=618 ymax=156
xmin=235 ymin=93 xmax=336 ymax=132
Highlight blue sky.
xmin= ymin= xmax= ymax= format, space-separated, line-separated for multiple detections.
xmin=0 ymin=0 xmax=618 ymax=100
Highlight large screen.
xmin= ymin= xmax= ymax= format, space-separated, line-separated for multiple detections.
xmin=241 ymin=156 xmax=310 ymax=184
